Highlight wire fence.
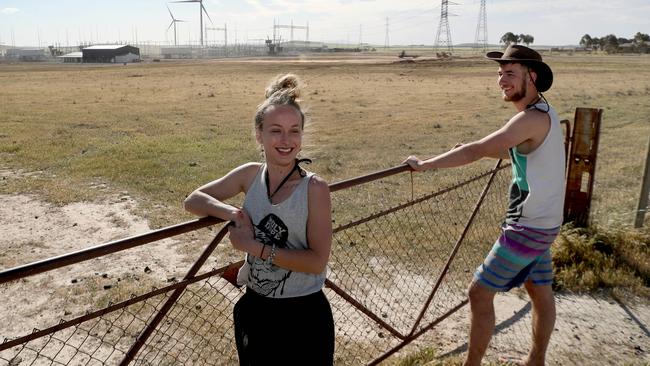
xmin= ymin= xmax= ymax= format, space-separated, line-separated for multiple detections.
xmin=1 ymin=162 xmax=649 ymax=365
xmin=590 ymin=160 xmax=650 ymax=229
xmin=587 ymin=122 xmax=650 ymax=229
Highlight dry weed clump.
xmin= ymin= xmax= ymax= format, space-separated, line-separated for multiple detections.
xmin=553 ymin=224 xmax=650 ymax=297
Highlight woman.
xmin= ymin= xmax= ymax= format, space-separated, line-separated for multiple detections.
xmin=184 ymin=74 xmax=334 ymax=365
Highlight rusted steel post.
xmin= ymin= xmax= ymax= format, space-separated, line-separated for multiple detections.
xmin=329 ymin=164 xmax=411 ymax=192
xmin=560 ymin=119 xmax=571 ymax=170
xmin=120 ymin=224 xmax=230 ymax=366
xmin=564 ymin=108 xmax=602 ymax=227
xmin=333 ymin=167 xmax=505 ymax=233
xmin=635 ymin=135 xmax=650 ymax=228
xmin=325 ymin=279 xmax=405 ymax=340
xmin=407 ymin=159 xmax=502 ymax=336
xmin=0 ymin=216 xmax=222 ymax=285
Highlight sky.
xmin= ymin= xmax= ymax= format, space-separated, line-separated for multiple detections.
xmin=0 ymin=0 xmax=648 ymax=48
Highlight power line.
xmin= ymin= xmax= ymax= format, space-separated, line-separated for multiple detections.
xmin=304 ymin=4 xmax=439 ymax=44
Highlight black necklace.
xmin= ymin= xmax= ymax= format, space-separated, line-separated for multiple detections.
xmin=526 ymin=93 xmax=550 ymax=113
xmin=265 ymin=158 xmax=312 ymax=200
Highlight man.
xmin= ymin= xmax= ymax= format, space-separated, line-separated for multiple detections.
xmin=404 ymin=45 xmax=565 ymax=366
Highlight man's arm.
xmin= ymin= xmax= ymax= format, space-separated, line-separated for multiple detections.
xmin=453 ymin=142 xmax=510 ymax=160
xmin=406 ymin=111 xmax=548 ymax=171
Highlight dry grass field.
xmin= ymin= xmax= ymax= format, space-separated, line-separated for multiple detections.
xmin=2 ymin=52 xmax=649 ymax=227
xmin=1 ymin=52 xmax=649 ymax=365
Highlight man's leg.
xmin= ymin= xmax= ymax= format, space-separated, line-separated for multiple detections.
xmin=523 ymin=280 xmax=556 ymax=366
xmin=464 ymin=280 xmax=497 ymax=366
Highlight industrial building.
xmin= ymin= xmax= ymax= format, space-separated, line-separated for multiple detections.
xmin=5 ymin=48 xmax=48 ymax=61
xmin=58 ymin=51 xmax=83 ymax=63
xmin=160 ymin=47 xmax=193 ymax=59
xmin=82 ymin=45 xmax=140 ymax=63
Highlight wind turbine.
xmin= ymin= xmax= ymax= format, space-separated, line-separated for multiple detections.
xmin=166 ymin=5 xmax=186 ymax=46
xmin=172 ymin=0 xmax=213 ymax=47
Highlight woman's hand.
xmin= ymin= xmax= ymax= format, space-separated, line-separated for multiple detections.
xmin=228 ymin=209 xmax=256 ymax=252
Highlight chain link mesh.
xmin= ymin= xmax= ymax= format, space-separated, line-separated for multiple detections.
xmin=2 ymin=164 xmax=648 ymax=365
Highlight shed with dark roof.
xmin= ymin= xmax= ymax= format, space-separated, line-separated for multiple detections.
xmin=82 ymin=45 xmax=140 ymax=63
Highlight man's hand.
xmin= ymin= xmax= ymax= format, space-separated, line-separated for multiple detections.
xmin=403 ymin=155 xmax=426 ymax=172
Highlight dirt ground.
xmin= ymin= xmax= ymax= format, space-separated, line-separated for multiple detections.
xmin=427 ymin=291 xmax=650 ymax=365
xmin=1 ymin=177 xmax=648 ymax=365
xmin=0 ymin=169 xmax=194 ymax=341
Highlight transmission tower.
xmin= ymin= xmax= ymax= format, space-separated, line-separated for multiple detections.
xmin=384 ymin=18 xmax=389 ymax=49
xmin=359 ymin=24 xmax=362 ymax=47
xmin=206 ymin=24 xmax=227 ymax=47
xmin=273 ymin=19 xmax=309 ymax=44
xmin=434 ymin=0 xmax=455 ymax=53
xmin=474 ymin=0 xmax=488 ymax=52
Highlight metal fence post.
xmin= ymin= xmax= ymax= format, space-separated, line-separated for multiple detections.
xmin=563 ymin=108 xmax=603 ymax=227
xmin=634 ymin=135 xmax=650 ymax=228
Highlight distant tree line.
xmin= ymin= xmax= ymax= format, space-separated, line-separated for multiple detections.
xmin=579 ymin=32 xmax=650 ymax=53
xmin=500 ymin=32 xmax=534 ymax=46
xmin=497 ymin=31 xmax=650 ymax=54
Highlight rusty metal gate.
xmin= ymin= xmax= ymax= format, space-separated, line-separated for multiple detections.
xmin=2 ymin=150 xmax=647 ymax=364
xmin=1 ymin=161 xmax=510 ymax=365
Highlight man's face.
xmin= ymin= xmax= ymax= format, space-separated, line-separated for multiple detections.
xmin=497 ymin=63 xmax=529 ymax=102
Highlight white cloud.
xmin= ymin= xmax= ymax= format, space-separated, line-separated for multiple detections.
xmin=1 ymin=7 xmax=19 ymax=15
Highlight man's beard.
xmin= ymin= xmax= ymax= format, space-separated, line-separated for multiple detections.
xmin=502 ymin=78 xmax=527 ymax=102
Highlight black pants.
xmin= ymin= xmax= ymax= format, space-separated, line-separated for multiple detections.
xmin=233 ymin=289 xmax=335 ymax=366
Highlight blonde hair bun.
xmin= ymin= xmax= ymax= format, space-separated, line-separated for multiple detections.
xmin=265 ymin=74 xmax=301 ymax=102
xmin=254 ymin=73 xmax=306 ymax=130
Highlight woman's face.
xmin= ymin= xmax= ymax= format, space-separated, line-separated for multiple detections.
xmin=256 ymin=105 xmax=303 ymax=166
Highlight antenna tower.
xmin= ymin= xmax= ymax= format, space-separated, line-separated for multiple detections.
xmin=474 ymin=0 xmax=488 ymax=52
xmin=434 ymin=0 xmax=455 ymax=52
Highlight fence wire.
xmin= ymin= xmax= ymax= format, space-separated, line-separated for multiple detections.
xmin=2 ymin=164 xmax=649 ymax=366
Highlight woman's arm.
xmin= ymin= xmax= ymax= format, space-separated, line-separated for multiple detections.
xmin=183 ymin=162 xmax=261 ymax=222
xmin=228 ymin=175 xmax=333 ymax=274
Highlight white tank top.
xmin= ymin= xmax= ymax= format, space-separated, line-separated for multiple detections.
xmin=506 ymin=103 xmax=566 ymax=229
xmin=236 ymin=164 xmax=326 ymax=298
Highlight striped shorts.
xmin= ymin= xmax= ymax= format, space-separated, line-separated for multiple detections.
xmin=474 ymin=222 xmax=560 ymax=292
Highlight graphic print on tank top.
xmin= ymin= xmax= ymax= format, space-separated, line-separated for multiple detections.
xmin=506 ymin=148 xmax=528 ymax=223
xmin=247 ymin=213 xmax=292 ymax=297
